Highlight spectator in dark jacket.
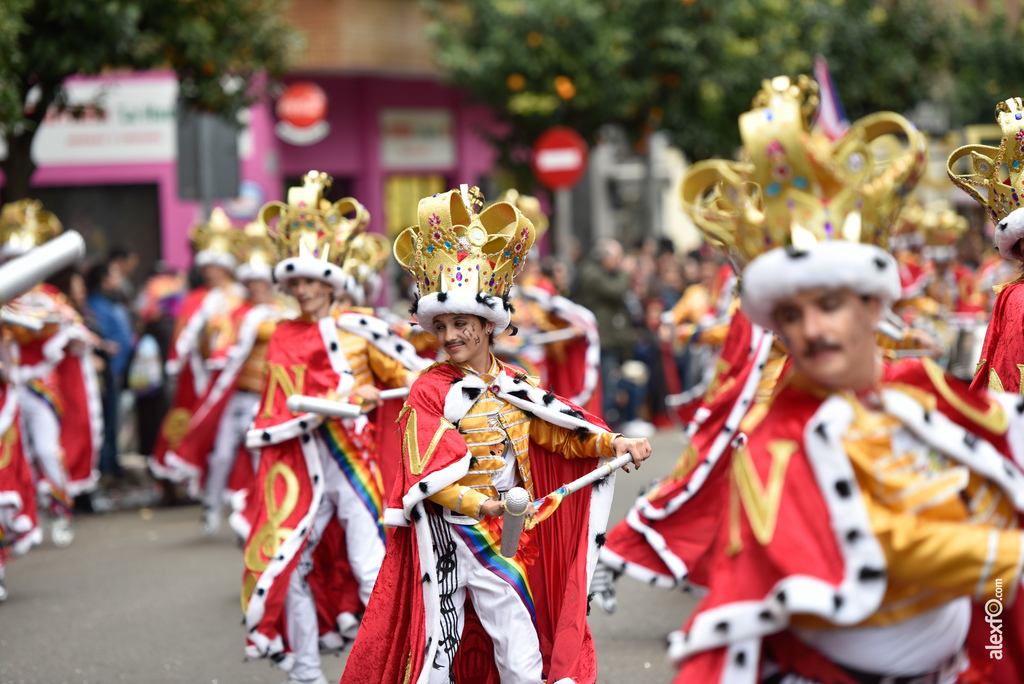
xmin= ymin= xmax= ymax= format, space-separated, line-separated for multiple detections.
xmin=87 ymin=262 xmax=134 ymax=477
xmin=572 ymin=238 xmax=633 ymax=425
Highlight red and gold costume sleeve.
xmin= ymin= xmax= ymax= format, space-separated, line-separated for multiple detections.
xmin=529 ymin=419 xmax=615 ymax=460
xmin=367 ymin=344 xmax=414 ymax=389
xmin=865 ymin=498 xmax=1022 ymax=606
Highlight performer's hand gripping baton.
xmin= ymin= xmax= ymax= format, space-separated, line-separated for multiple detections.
xmin=0 ymin=232 xmax=86 ymax=304
xmin=286 ymin=387 xmax=411 ymax=419
xmin=499 ymin=452 xmax=635 ymax=558
xmin=499 ymin=488 xmax=532 ymax=558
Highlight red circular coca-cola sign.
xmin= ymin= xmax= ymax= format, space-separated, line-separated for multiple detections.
xmin=275 ymin=82 xmax=330 ymax=146
xmin=531 ymin=126 xmax=589 ymax=190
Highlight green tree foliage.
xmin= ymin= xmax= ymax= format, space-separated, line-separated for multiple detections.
xmin=423 ymin=0 xmax=956 ymax=185
xmin=0 ymin=0 xmax=301 ymax=200
xmin=949 ymin=10 xmax=1024 ymax=128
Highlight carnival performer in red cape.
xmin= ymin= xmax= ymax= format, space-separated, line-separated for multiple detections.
xmin=240 ymin=172 xmax=427 ymax=684
xmin=0 ymin=335 xmax=41 ymax=603
xmin=664 ymin=76 xmax=1024 ymax=684
xmin=340 ymin=186 xmax=652 ymax=684
xmin=952 ymin=97 xmax=1024 ymax=397
xmin=949 ymin=98 xmax=1024 ymax=681
xmin=149 ymin=208 xmax=246 ymax=488
xmin=165 ymin=220 xmax=291 ymax=535
xmin=1 ymin=199 xmax=103 ymax=548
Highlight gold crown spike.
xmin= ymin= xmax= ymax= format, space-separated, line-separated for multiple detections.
xmin=498 ymin=189 xmax=549 ymax=236
xmin=394 ymin=186 xmax=536 ymax=301
xmin=0 ymin=199 xmax=63 ymax=255
xmin=681 ymin=75 xmax=927 ymax=268
xmin=948 ymin=97 xmax=1024 ymax=224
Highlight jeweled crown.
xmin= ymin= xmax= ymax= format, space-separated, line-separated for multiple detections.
xmin=0 ymin=199 xmax=63 ymax=252
xmin=394 ymin=187 xmax=536 ymax=300
xmin=343 ymin=233 xmax=389 ymax=286
xmin=258 ymin=171 xmax=369 ymax=267
xmin=498 ymin=189 xmax=548 ymax=236
xmin=239 ymin=220 xmax=277 ymax=272
xmin=190 ymin=207 xmax=242 ymax=256
xmin=948 ymin=97 xmax=1024 ymax=224
xmin=921 ymin=206 xmax=969 ymax=248
xmin=681 ymin=75 xmax=927 ymax=267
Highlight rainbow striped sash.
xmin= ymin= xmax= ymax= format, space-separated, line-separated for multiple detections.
xmin=318 ymin=421 xmax=385 ymax=543
xmin=451 ymin=521 xmax=535 ymax=621
xmin=27 ymin=379 xmax=63 ymax=418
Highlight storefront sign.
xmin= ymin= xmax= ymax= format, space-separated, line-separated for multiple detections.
xmin=380 ymin=108 xmax=455 ymax=170
xmin=28 ymin=77 xmax=179 ymax=165
xmin=275 ymin=82 xmax=330 ymax=146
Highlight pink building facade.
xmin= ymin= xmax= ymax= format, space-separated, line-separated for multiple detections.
xmin=3 ymin=70 xmax=498 ymax=275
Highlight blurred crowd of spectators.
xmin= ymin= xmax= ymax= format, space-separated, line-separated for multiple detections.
xmin=51 ymin=250 xmax=187 ymax=498
xmin=569 ymin=236 xmax=726 ymax=434
xmin=54 ymin=232 xmax=725 ymax=498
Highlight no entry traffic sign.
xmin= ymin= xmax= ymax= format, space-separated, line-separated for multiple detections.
xmin=532 ymin=126 xmax=588 ymax=190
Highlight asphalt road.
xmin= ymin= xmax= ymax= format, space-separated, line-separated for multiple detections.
xmin=0 ymin=429 xmax=695 ymax=684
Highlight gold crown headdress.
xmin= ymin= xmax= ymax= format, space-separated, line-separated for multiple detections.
xmin=921 ymin=205 xmax=966 ymax=262
xmin=191 ymin=207 xmax=242 ymax=258
xmin=258 ymin=171 xmax=370 ymax=290
xmin=341 ymin=233 xmax=390 ymax=304
xmin=394 ymin=186 xmax=536 ymax=333
xmin=498 ymin=189 xmax=548 ymax=236
xmin=235 ymin=220 xmax=277 ymax=282
xmin=343 ymin=233 xmax=389 ymax=284
xmin=0 ymin=199 xmax=63 ymax=256
xmin=681 ymin=75 xmax=927 ymax=268
xmin=947 ymin=97 xmax=1024 ymax=259
xmin=948 ymin=98 xmax=1024 ymax=225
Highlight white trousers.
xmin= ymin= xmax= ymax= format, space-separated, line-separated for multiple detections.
xmin=285 ymin=434 xmax=386 ymax=682
xmin=203 ymin=391 xmax=259 ymax=511
xmin=17 ymin=386 xmax=66 ymax=506
xmin=427 ymin=512 xmax=543 ymax=684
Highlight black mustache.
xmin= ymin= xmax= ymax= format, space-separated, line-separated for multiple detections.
xmin=804 ymin=339 xmax=842 ymax=357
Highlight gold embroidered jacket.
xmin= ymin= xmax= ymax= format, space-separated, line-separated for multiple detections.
xmin=427 ymin=357 xmax=616 ymax=519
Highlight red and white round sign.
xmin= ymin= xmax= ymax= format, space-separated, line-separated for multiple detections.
xmin=531 ymin=127 xmax=588 ymax=190
xmin=275 ymin=82 xmax=330 ymax=146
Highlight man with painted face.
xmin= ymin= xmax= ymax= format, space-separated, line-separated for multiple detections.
xmin=340 ymin=186 xmax=651 ymax=684
xmin=665 ymin=77 xmax=1024 ymax=684
xmin=239 ymin=173 xmax=428 ymax=684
